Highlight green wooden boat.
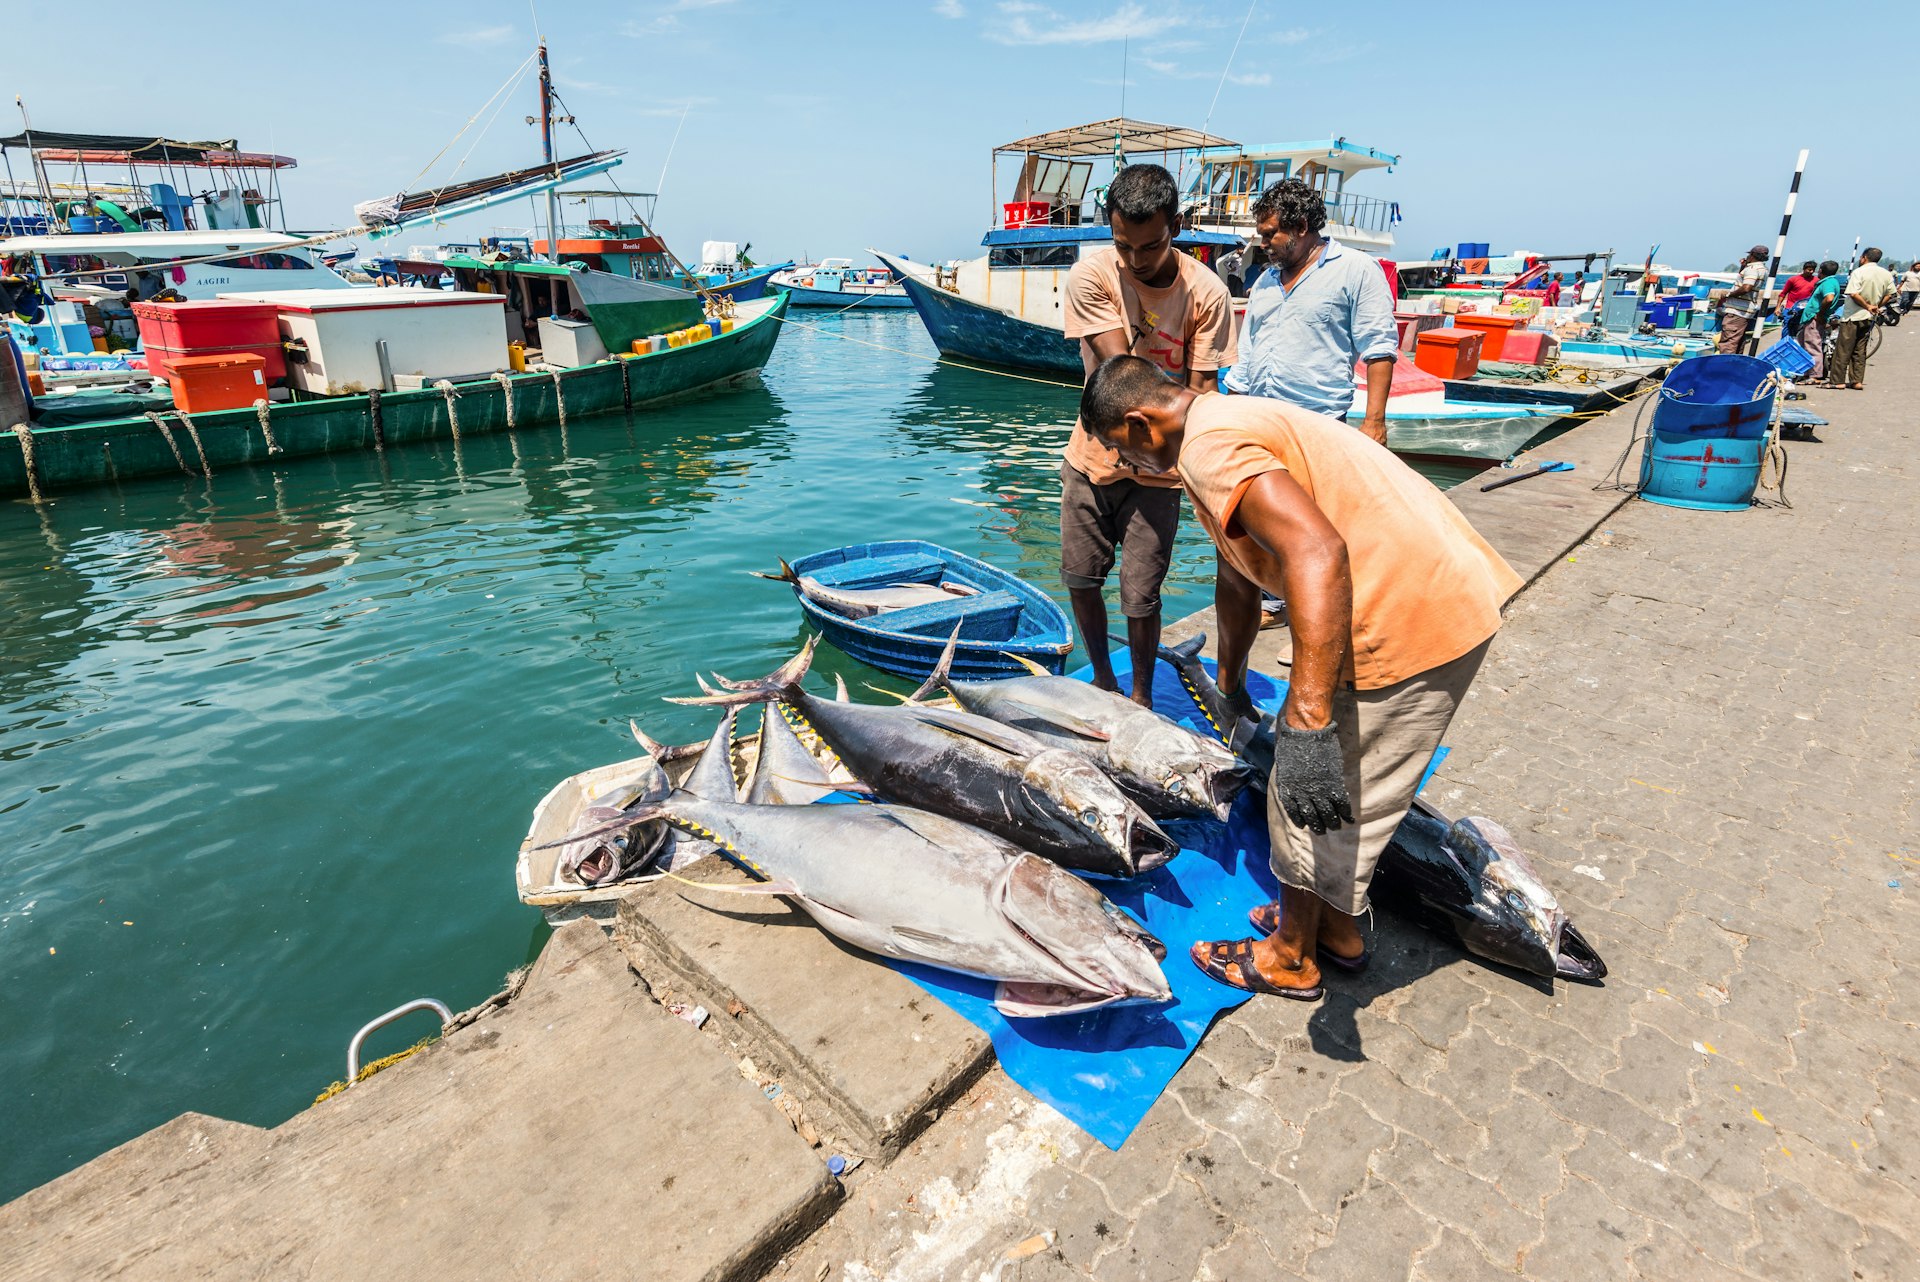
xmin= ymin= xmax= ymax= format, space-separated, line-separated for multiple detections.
xmin=2 ymin=290 xmax=789 ymax=499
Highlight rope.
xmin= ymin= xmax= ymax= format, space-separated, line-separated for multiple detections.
xmin=11 ymin=423 xmax=42 ymax=503
xmin=367 ymin=389 xmax=385 ymax=451
xmin=492 ymin=371 xmax=517 ymax=429
xmin=549 ymin=369 xmax=567 ymax=427
xmin=143 ymin=411 xmax=191 ymax=474
xmin=432 ymin=378 xmax=461 ymax=440
xmin=179 ymin=414 xmax=212 ymax=477
xmin=1757 ymin=439 xmax=1792 ymax=509
xmin=1592 ymin=385 xmax=1660 ymax=494
xmin=252 ymin=399 xmax=282 ymax=455
xmin=311 ymin=1036 xmax=436 ymax=1105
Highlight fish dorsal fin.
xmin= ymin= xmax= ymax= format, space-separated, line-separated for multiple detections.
xmin=911 ymin=706 xmax=1043 ymax=757
xmin=834 ymin=674 xmax=850 ymax=703
xmin=906 ymin=625 xmax=962 ymax=703
xmin=999 ymin=651 xmax=1050 ymax=677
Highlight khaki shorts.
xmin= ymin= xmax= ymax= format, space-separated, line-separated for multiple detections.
xmin=1058 ymin=461 xmax=1180 ymax=619
xmin=1268 ymin=637 xmax=1491 ymax=915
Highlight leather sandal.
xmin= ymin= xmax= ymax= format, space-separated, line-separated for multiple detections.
xmin=1246 ymin=902 xmax=1372 ymax=972
xmin=1189 ymin=938 xmax=1322 ymax=1000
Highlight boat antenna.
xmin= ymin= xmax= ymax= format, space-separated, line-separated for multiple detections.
xmin=1201 ymin=0 xmax=1257 ymax=144
xmin=15 ymin=96 xmax=57 ymax=229
xmin=655 ymin=103 xmax=692 ymax=209
xmin=1120 ymin=37 xmax=1127 ymax=121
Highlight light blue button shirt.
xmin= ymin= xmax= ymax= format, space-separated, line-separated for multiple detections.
xmin=1223 ymin=242 xmax=1399 ymax=418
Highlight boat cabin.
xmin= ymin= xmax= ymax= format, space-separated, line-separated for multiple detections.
xmin=1181 ymin=138 xmax=1400 ymax=255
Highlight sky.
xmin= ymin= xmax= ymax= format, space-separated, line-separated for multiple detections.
xmin=7 ymin=0 xmax=1914 ymax=272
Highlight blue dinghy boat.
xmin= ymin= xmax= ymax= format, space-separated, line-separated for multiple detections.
xmin=765 ymin=540 xmax=1074 ymax=680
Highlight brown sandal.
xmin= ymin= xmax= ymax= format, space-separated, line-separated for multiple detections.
xmin=1189 ymin=938 xmax=1323 ymax=1000
xmin=1246 ymin=902 xmax=1372 ymax=972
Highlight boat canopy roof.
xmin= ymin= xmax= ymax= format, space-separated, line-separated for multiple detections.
xmin=0 ymin=129 xmax=293 ymax=168
xmin=981 ymin=226 xmax=1244 ymax=249
xmin=1192 ymin=138 xmax=1398 ymax=177
xmin=997 ymin=118 xmax=1236 ymax=158
xmin=0 ymin=228 xmax=316 ymax=257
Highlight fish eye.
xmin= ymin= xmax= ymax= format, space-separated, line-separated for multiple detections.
xmin=1081 ymin=809 xmax=1100 ymax=827
xmin=1168 ymin=778 xmax=1186 ymax=794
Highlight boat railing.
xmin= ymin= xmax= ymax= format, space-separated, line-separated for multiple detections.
xmin=1188 ymin=189 xmax=1397 ymax=237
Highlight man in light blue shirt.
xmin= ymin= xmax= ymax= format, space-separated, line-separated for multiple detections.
xmin=1223 ymin=180 xmax=1399 ymax=444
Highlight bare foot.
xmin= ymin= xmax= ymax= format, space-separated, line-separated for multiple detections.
xmin=1090 ymin=673 xmax=1120 ymax=693
xmin=1128 ymin=686 xmax=1156 ymax=710
xmin=1248 ymin=934 xmax=1322 ymax=990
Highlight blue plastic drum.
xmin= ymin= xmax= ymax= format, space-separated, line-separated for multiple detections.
xmin=1639 ymin=355 xmax=1776 ymax=510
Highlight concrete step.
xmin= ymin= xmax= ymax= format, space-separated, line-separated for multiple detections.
xmin=1 ymin=922 xmax=838 ymax=1281
xmin=615 ymin=856 xmax=995 ymax=1161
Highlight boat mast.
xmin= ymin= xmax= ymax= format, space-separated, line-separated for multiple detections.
xmin=538 ymin=40 xmax=561 ymax=262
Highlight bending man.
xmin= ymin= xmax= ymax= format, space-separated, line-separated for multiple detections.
xmin=1077 ymin=355 xmax=1523 ymax=999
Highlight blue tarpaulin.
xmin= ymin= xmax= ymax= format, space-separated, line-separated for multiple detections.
xmin=883 ymin=650 xmax=1443 ymax=1149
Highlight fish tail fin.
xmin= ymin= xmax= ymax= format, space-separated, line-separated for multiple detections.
xmin=906 ymin=625 xmax=961 ymax=703
xmin=668 ymin=635 xmax=818 ymax=707
xmin=833 ymin=673 xmax=851 ymax=703
xmin=1000 ymin=651 xmax=1050 ymax=677
xmin=630 ymin=718 xmax=669 ymax=758
xmin=1158 ymin=633 xmax=1207 ymax=665
xmin=747 ymin=557 xmax=800 ymax=585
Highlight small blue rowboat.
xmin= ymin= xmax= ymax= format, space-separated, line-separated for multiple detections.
xmin=763 ymin=540 xmax=1074 ymax=680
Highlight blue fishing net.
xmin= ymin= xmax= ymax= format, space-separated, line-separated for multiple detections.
xmin=882 ymin=651 xmax=1443 ymax=1150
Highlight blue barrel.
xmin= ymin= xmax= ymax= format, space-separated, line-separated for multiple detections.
xmin=1638 ymin=355 xmax=1775 ymax=510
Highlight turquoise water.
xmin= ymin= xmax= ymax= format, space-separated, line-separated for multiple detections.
xmin=0 ymin=313 xmax=1481 ymax=1199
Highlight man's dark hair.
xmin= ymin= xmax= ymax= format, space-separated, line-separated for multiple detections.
xmin=1251 ymin=179 xmax=1327 ymax=235
xmin=1105 ymin=164 xmax=1180 ymax=225
xmin=1080 ymin=354 xmax=1179 ymax=434
xmin=1862 ymin=246 xmax=1883 ymax=263
xmin=1801 ymin=260 xmax=1818 ymax=273
xmin=1819 ymin=259 xmax=1839 ymax=277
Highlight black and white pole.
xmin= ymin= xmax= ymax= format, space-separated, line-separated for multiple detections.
xmin=1747 ymin=148 xmax=1808 ymax=355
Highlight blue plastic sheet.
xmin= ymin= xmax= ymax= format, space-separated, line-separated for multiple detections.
xmin=882 ymin=650 xmax=1445 ymax=1149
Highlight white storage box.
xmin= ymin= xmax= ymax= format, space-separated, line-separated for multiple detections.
xmin=536 ymin=316 xmax=609 ymax=368
xmin=699 ymin=240 xmax=738 ymax=271
xmin=217 ymin=288 xmax=508 ymax=395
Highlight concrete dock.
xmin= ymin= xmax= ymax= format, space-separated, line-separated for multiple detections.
xmin=5 ymin=339 xmax=1913 ymax=1280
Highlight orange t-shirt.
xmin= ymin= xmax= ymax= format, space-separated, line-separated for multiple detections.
xmin=1062 ymin=247 xmax=1236 ymax=487
xmin=1176 ymin=393 xmax=1523 ymax=689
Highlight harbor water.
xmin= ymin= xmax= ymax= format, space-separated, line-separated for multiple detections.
xmin=0 ymin=313 xmax=1479 ymax=1199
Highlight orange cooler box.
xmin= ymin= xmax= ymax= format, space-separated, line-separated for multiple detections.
xmin=1449 ymin=312 xmax=1526 ymax=362
xmin=167 ymin=352 xmax=267 ymax=413
xmin=134 ymin=300 xmax=286 ymax=381
xmin=1414 ymin=328 xmax=1483 ymax=380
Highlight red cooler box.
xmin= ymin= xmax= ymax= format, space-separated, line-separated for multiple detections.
xmin=166 ymin=352 xmax=268 ymax=414
xmin=134 ymin=300 xmax=286 ymax=381
xmin=1414 ymin=328 xmax=1483 ymax=380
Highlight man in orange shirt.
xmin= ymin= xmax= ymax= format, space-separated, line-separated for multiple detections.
xmin=1078 ymin=355 xmax=1522 ymax=1000
xmin=1059 ymin=163 xmax=1236 ymax=706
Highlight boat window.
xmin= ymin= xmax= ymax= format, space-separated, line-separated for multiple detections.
xmin=219 ymin=252 xmax=316 ymax=271
xmin=988 ymin=244 xmax=1077 ymax=269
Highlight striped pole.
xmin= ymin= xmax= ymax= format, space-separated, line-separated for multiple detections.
xmin=1747 ymin=148 xmax=1808 ymax=355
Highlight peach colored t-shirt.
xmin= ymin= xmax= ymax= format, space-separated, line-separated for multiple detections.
xmin=1177 ymin=393 xmax=1523 ymax=689
xmin=1062 ymin=247 xmax=1236 ymax=487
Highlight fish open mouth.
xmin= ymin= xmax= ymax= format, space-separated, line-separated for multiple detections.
xmin=1554 ymin=921 xmax=1608 ymax=982
xmin=1129 ymin=819 xmax=1179 ymax=872
xmin=571 ymin=845 xmax=615 ymax=886
xmin=1206 ymin=764 xmax=1254 ymax=816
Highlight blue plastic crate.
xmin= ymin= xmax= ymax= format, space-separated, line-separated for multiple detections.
xmin=1757 ymin=334 xmax=1814 ymax=378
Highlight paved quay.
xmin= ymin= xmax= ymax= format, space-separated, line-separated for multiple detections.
xmin=768 ymin=340 xmax=1918 ymax=1280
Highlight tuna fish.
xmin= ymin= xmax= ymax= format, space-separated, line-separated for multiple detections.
xmin=549 ymin=794 xmax=1172 ymax=1017
xmin=1158 ymin=633 xmax=1607 ymax=982
xmin=554 ymin=760 xmax=672 ymax=887
xmin=678 ymin=637 xmax=1177 ymax=878
xmin=744 ymin=704 xmax=843 ymax=805
xmin=753 ymin=558 xmax=978 ymax=619
xmin=912 ymin=634 xmax=1250 ymax=821
xmin=628 ymin=709 xmax=745 ymax=872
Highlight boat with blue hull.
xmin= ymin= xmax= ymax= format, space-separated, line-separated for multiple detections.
xmin=770 ymin=259 xmax=913 ymax=309
xmin=894 ymin=270 xmax=1081 ymax=374
xmin=766 ymin=540 xmax=1074 ymax=680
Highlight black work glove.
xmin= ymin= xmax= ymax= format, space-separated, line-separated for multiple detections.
xmin=1270 ymin=723 xmax=1354 ymax=834
xmin=1220 ymin=681 xmax=1259 ymax=726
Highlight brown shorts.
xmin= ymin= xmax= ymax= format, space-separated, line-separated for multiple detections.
xmin=1058 ymin=461 xmax=1180 ymax=618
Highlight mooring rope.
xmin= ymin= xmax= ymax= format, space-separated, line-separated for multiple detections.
xmin=367 ymin=389 xmax=385 ymax=451
xmin=11 ymin=424 xmax=43 ymax=503
xmin=252 ymin=399 xmax=283 ymax=455
xmin=549 ymin=369 xmax=568 ymax=428
xmin=143 ymin=411 xmax=191 ymax=474
xmin=491 ymin=371 xmax=517 ymax=430
xmin=178 ymin=415 xmax=212 ymax=477
xmin=432 ymin=379 xmax=461 ymax=440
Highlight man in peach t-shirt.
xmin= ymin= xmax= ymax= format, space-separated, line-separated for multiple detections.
xmin=1078 ymin=355 xmax=1522 ymax=1001
xmin=1059 ymin=163 xmax=1236 ymax=706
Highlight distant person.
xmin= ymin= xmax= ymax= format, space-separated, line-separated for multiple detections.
xmin=1222 ymin=178 xmax=1397 ymax=444
xmin=1832 ymin=247 xmax=1896 ymax=389
xmin=1543 ymin=273 xmax=1562 ymax=307
xmin=1899 ymin=260 xmax=1920 ymax=313
xmin=1059 ymin=162 xmax=1236 ymax=706
xmin=1076 ymin=355 xmax=1521 ymax=1001
xmin=1776 ymin=260 xmax=1819 ymax=323
xmin=1716 ymin=244 xmax=1770 ymax=354
xmin=1798 ymin=259 xmax=1843 ymax=384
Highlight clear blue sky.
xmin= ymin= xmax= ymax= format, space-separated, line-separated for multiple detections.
xmin=9 ymin=1 xmax=1912 ymax=270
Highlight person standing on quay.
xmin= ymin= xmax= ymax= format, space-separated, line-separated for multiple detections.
xmin=1058 ymin=162 xmax=1236 ymax=705
xmin=1075 ymin=355 xmax=1521 ymax=998
xmin=1832 ymin=247 xmax=1896 ymax=390
xmin=1716 ymin=244 xmax=1770 ymax=355
xmin=1898 ymin=260 xmax=1920 ymax=314
xmin=1220 ymin=179 xmax=1398 ymax=444
xmin=1799 ymin=259 xmax=1843 ymax=384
